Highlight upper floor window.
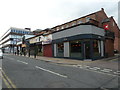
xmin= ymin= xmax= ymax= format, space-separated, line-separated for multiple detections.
xmin=56 ymin=27 xmax=59 ymax=31
xmin=61 ymin=26 xmax=64 ymax=29
xmin=86 ymin=17 xmax=91 ymax=22
xmin=71 ymin=22 xmax=76 ymax=26
xmin=78 ymin=20 xmax=83 ymax=24
xmin=66 ymin=24 xmax=69 ymax=28
xmin=113 ymin=22 xmax=115 ymax=26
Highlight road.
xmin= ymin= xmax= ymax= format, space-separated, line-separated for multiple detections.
xmin=1 ymin=54 xmax=119 ymax=89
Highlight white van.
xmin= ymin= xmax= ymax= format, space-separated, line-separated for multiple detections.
xmin=0 ymin=49 xmax=3 ymax=59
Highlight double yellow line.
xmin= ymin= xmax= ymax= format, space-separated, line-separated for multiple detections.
xmin=0 ymin=69 xmax=18 ymax=90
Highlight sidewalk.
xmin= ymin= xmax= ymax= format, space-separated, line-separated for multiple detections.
xmin=29 ymin=54 xmax=119 ymax=70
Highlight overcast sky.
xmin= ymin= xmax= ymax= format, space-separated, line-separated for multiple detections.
xmin=0 ymin=0 xmax=119 ymax=38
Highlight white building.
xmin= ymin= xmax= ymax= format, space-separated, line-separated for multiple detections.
xmin=0 ymin=27 xmax=31 ymax=53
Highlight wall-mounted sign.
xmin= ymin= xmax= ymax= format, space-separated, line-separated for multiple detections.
xmin=103 ymin=24 xmax=109 ymax=30
xmin=42 ymin=34 xmax=52 ymax=45
xmin=29 ymin=37 xmax=36 ymax=44
xmin=29 ymin=36 xmax=43 ymax=44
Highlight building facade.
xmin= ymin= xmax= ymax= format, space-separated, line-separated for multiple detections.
xmin=16 ymin=8 xmax=118 ymax=60
xmin=0 ymin=27 xmax=31 ymax=53
xmin=19 ymin=28 xmax=53 ymax=57
xmin=1 ymin=8 xmax=118 ymax=61
xmin=52 ymin=24 xmax=114 ymax=60
xmin=51 ymin=8 xmax=120 ymax=54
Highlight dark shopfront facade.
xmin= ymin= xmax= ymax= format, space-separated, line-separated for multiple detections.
xmin=52 ymin=24 xmax=113 ymax=60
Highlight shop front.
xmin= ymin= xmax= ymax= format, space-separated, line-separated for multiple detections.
xmin=42 ymin=34 xmax=53 ymax=57
xmin=52 ymin=24 xmax=106 ymax=60
xmin=29 ymin=36 xmax=43 ymax=57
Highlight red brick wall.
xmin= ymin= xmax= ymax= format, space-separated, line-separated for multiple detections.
xmin=95 ymin=9 xmax=108 ymax=27
xmin=109 ymin=17 xmax=120 ymax=53
xmin=95 ymin=9 xmax=120 ymax=53
xmin=105 ymin=39 xmax=114 ymax=57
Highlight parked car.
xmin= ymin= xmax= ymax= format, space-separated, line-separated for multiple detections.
xmin=0 ymin=49 xmax=3 ymax=59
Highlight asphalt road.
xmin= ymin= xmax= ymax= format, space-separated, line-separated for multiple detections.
xmin=1 ymin=54 xmax=119 ymax=88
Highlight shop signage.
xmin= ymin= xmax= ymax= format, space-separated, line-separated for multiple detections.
xmin=42 ymin=34 xmax=52 ymax=45
xmin=103 ymin=24 xmax=109 ymax=30
xmin=29 ymin=36 xmax=43 ymax=44
xmin=29 ymin=37 xmax=36 ymax=44
xmin=22 ymin=44 xmax=26 ymax=47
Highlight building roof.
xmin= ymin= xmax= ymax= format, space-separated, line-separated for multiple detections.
xmin=51 ymin=8 xmax=105 ymax=29
xmin=10 ymin=27 xmax=31 ymax=31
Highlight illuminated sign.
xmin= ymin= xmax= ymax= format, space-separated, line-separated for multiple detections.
xmin=103 ymin=24 xmax=109 ymax=30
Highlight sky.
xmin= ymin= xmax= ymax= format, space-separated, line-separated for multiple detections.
xmin=0 ymin=0 xmax=119 ymax=38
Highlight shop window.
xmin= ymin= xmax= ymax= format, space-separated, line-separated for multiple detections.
xmin=78 ymin=20 xmax=83 ymax=24
xmin=58 ymin=43 xmax=64 ymax=53
xmin=57 ymin=43 xmax=64 ymax=57
xmin=93 ymin=40 xmax=101 ymax=57
xmin=70 ymin=40 xmax=82 ymax=58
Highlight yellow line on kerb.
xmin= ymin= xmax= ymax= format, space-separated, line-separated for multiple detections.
xmin=1 ymin=69 xmax=18 ymax=90
xmin=1 ymin=73 xmax=11 ymax=88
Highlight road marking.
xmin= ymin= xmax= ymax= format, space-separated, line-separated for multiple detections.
xmin=5 ymin=56 xmax=28 ymax=65
xmin=114 ymin=71 xmax=120 ymax=75
xmin=77 ymin=65 xmax=82 ymax=67
xmin=101 ymin=69 xmax=112 ymax=73
xmin=17 ymin=60 xmax=28 ymax=64
xmin=82 ymin=65 xmax=91 ymax=69
xmin=82 ymin=68 xmax=118 ymax=77
xmin=35 ymin=66 xmax=68 ymax=78
xmin=1 ymin=73 xmax=11 ymax=88
xmin=84 ymin=65 xmax=90 ymax=68
xmin=89 ymin=67 xmax=100 ymax=70
xmin=1 ymin=69 xmax=18 ymax=89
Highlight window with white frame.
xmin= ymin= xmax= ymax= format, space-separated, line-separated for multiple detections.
xmin=56 ymin=27 xmax=59 ymax=31
xmin=86 ymin=17 xmax=91 ymax=22
xmin=78 ymin=20 xmax=83 ymax=24
xmin=71 ymin=22 xmax=76 ymax=26
xmin=66 ymin=24 xmax=69 ymax=28
xmin=61 ymin=26 xmax=64 ymax=29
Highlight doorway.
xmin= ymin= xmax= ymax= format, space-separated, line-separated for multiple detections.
xmin=83 ymin=41 xmax=91 ymax=59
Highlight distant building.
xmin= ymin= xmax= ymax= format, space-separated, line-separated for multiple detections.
xmin=0 ymin=27 xmax=31 ymax=53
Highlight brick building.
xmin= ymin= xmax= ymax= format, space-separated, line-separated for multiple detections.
xmin=15 ymin=8 xmax=119 ymax=60
xmin=52 ymin=8 xmax=120 ymax=57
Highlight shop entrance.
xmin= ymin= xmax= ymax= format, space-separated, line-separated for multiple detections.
xmin=83 ymin=41 xmax=91 ymax=59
